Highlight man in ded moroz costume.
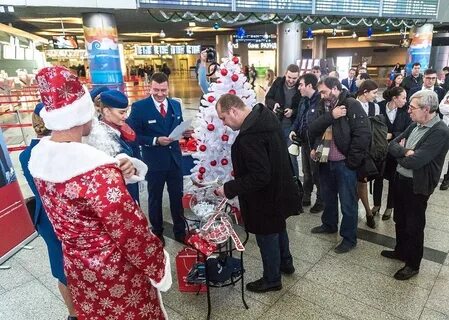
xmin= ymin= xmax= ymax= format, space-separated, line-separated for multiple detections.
xmin=28 ymin=66 xmax=171 ymax=320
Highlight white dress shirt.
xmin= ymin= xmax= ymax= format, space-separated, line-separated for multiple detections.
xmin=385 ymin=102 xmax=398 ymax=124
xmin=151 ymin=96 xmax=169 ymax=145
xmin=357 ymin=98 xmax=380 ymax=116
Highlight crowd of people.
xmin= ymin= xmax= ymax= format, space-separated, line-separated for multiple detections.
xmin=18 ymin=57 xmax=449 ymax=319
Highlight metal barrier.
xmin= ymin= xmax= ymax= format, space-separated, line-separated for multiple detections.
xmin=1 ymin=82 xmax=153 ymax=153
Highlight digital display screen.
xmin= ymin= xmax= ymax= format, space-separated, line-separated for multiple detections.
xmin=51 ymin=35 xmax=79 ymax=49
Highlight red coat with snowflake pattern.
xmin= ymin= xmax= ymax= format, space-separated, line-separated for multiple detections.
xmin=34 ymin=163 xmax=169 ymax=320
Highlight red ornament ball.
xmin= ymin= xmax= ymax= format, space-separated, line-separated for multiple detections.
xmin=199 ymin=144 xmax=207 ymax=152
xmin=228 ymin=89 xmax=236 ymax=95
xmin=198 ymin=173 xmax=204 ymax=180
xmin=207 ymin=96 xmax=215 ymax=103
xmin=221 ymin=134 xmax=229 ymax=142
xmin=220 ymin=69 xmax=228 ymax=76
xmin=207 ymin=123 xmax=215 ymax=131
xmin=221 ymin=158 xmax=229 ymax=165
xmin=231 ymin=74 xmax=239 ymax=82
xmin=231 ymin=170 xmax=235 ymax=176
xmin=199 ymin=167 xmax=206 ymax=174
xmin=210 ymin=160 xmax=217 ymax=166
xmin=232 ymin=56 xmax=239 ymax=64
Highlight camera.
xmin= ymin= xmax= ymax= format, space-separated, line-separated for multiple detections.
xmin=205 ymin=48 xmax=216 ymax=63
xmin=274 ymin=106 xmax=285 ymax=121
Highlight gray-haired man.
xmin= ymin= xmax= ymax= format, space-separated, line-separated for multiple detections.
xmin=383 ymin=90 xmax=449 ymax=280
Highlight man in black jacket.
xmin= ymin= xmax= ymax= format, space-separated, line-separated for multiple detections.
xmin=290 ymin=73 xmax=323 ymax=213
xmin=215 ymin=94 xmax=301 ymax=293
xmin=401 ymin=62 xmax=423 ymax=96
xmin=308 ymin=77 xmax=371 ymax=253
xmin=265 ymin=64 xmax=301 ymax=177
xmin=382 ymin=90 xmax=449 ymax=280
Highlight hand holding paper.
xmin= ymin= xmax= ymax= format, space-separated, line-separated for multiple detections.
xmin=169 ymin=119 xmax=193 ymax=140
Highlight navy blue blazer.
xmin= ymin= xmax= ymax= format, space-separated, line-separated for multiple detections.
xmin=341 ymin=78 xmax=358 ymax=94
xmin=127 ymin=97 xmax=183 ymax=172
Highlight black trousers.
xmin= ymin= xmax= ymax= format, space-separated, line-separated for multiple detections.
xmin=372 ymin=176 xmax=395 ymax=208
xmin=393 ymin=174 xmax=429 ymax=270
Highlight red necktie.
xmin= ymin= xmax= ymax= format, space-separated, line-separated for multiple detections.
xmin=160 ymin=103 xmax=166 ymax=117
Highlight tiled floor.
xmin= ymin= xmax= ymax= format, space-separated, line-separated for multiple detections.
xmin=1 ymin=75 xmax=449 ymax=319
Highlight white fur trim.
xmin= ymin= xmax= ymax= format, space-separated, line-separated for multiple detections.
xmin=29 ymin=137 xmax=117 ymax=183
xmin=150 ymin=250 xmax=172 ymax=292
xmin=40 ymin=86 xmax=95 ymax=131
xmin=115 ymin=153 xmax=148 ymax=184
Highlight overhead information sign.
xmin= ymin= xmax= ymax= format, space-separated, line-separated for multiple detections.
xmin=135 ymin=44 xmax=201 ymax=55
xmin=139 ymin=0 xmax=439 ymax=18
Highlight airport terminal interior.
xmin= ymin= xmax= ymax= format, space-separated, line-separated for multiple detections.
xmin=1 ymin=1 xmax=449 ymax=319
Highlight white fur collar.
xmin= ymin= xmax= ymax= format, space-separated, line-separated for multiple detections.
xmin=29 ymin=137 xmax=117 ymax=183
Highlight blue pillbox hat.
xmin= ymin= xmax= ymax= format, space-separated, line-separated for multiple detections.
xmin=100 ymin=90 xmax=129 ymax=109
xmin=34 ymin=102 xmax=45 ymax=116
xmin=89 ymin=86 xmax=109 ymax=101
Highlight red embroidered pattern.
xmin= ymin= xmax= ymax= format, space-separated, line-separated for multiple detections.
xmin=35 ymin=164 xmax=167 ymax=320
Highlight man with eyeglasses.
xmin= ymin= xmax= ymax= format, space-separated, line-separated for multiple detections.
xmin=382 ymin=90 xmax=449 ymax=280
xmin=409 ymin=68 xmax=446 ymax=104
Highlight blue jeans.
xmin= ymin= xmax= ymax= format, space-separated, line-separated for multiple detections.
xmin=255 ymin=229 xmax=293 ymax=284
xmin=319 ymin=160 xmax=358 ymax=246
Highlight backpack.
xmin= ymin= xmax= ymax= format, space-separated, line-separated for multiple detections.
xmin=363 ymin=102 xmax=388 ymax=181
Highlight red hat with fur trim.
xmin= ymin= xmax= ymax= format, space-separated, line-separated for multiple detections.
xmin=36 ymin=66 xmax=95 ymax=130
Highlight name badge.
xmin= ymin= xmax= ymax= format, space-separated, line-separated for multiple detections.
xmin=148 ymin=120 xmax=157 ymax=124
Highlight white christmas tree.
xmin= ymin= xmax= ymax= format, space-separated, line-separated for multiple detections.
xmin=190 ymin=55 xmax=257 ymax=185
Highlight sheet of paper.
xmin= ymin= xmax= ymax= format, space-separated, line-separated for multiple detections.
xmin=169 ymin=119 xmax=193 ymax=140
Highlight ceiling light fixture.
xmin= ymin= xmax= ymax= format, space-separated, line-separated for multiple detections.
xmin=188 ymin=22 xmax=196 ymax=27
xmin=352 ymin=31 xmax=357 ymax=38
xmin=186 ymin=29 xmax=194 ymax=37
xmin=263 ymin=31 xmax=269 ymax=40
xmin=159 ymin=30 xmax=166 ymax=38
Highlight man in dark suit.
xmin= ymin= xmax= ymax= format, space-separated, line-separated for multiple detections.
xmin=127 ymin=72 xmax=187 ymax=245
xmin=409 ymin=69 xmax=446 ymax=104
xmin=341 ymin=68 xmax=358 ymax=94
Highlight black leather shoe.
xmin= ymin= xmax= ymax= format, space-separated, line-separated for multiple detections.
xmin=68 ymin=316 xmax=78 ymax=320
xmin=246 ymin=278 xmax=282 ymax=293
xmin=382 ymin=208 xmax=392 ymax=221
xmin=280 ymin=265 xmax=295 ymax=275
xmin=311 ymin=225 xmax=337 ymax=234
xmin=394 ymin=266 xmax=419 ymax=280
xmin=380 ymin=250 xmax=404 ymax=261
xmin=302 ymin=199 xmax=312 ymax=207
xmin=366 ymin=215 xmax=376 ymax=229
xmin=310 ymin=202 xmax=324 ymax=213
xmin=334 ymin=241 xmax=355 ymax=254
xmin=440 ymin=179 xmax=449 ymax=190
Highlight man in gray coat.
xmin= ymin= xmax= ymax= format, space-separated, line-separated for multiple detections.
xmin=382 ymin=90 xmax=449 ymax=280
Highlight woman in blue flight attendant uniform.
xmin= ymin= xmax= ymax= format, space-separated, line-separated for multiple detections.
xmin=85 ymin=90 xmax=147 ymax=203
xmin=19 ymin=103 xmax=78 ymax=320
